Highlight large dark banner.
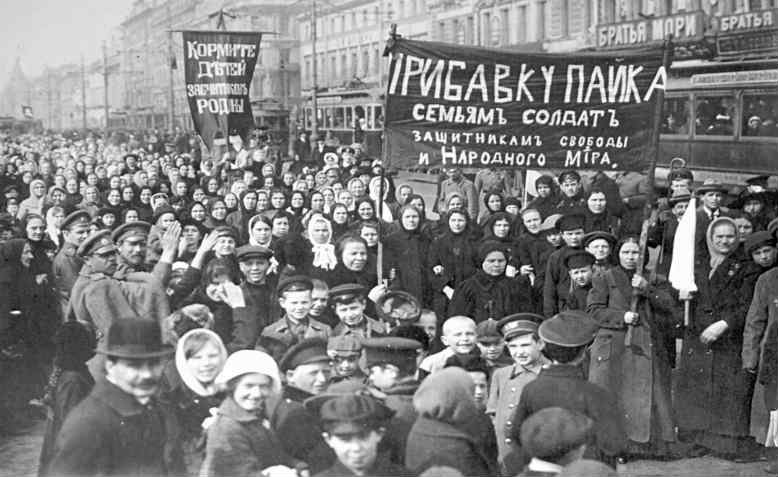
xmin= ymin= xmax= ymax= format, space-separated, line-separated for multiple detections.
xmin=384 ymin=39 xmax=668 ymax=171
xmin=182 ymin=31 xmax=261 ymax=151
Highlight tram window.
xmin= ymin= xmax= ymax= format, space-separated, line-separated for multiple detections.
xmin=375 ymin=106 xmax=384 ymax=129
xmin=743 ymin=93 xmax=778 ymax=138
xmin=324 ymin=107 xmax=334 ymax=129
xmin=662 ymin=96 xmax=690 ymax=135
xmin=345 ymin=107 xmax=354 ymax=129
xmin=695 ymin=95 xmax=736 ymax=137
xmin=366 ymin=106 xmax=375 ymax=129
xmin=305 ymin=108 xmax=313 ymax=130
xmin=333 ymin=107 xmax=345 ymax=129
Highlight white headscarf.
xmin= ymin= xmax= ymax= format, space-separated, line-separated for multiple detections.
xmin=175 ymin=328 xmax=228 ymax=397
xmin=307 ymin=213 xmax=337 ymax=271
xmin=368 ymin=176 xmax=395 ymax=222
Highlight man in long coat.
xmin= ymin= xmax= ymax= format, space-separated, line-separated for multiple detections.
xmin=52 ymin=211 xmax=91 ymax=315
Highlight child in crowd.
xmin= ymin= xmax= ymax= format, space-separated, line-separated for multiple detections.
xmin=418 ymin=315 xmax=478 ymax=379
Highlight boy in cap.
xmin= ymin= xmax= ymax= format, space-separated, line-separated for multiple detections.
xmin=561 ymin=250 xmax=596 ymax=312
xmin=543 ymin=213 xmax=586 ymax=317
xmin=515 ymin=407 xmax=594 ymax=477
xmin=304 ymin=392 xmax=412 ymax=477
xmin=330 ymin=283 xmax=387 ymax=338
xmin=261 ymin=276 xmax=332 ymax=349
xmin=555 ymin=170 xmax=585 ymax=214
xmin=418 ymin=315 xmax=478 ymax=378
xmin=230 ymin=245 xmax=277 ymax=352
xmin=363 ymin=337 xmax=423 ymax=467
xmin=487 ymin=313 xmax=546 ymax=474
xmin=475 ymin=318 xmax=512 ymax=370
xmin=511 ymin=311 xmax=625 ymax=470
xmin=327 ymin=335 xmax=366 ymax=383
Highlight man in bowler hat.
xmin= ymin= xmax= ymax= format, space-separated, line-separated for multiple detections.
xmin=45 ymin=319 xmax=183 ymax=477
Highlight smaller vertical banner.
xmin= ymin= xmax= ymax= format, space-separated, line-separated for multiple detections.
xmin=182 ymin=31 xmax=262 ymax=151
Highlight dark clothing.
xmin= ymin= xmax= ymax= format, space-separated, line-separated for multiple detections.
xmin=45 ymin=380 xmax=184 ymax=477
xmin=515 ymin=232 xmax=554 ymax=314
xmin=201 ymin=396 xmax=300 ymax=477
xmin=744 ymin=267 xmax=778 ymax=409
xmin=38 ymin=367 xmax=94 ymax=476
xmin=181 ymin=290 xmax=235 ymax=346
xmin=512 ymin=365 xmax=626 ymax=465
xmin=314 ymin=454 xmax=413 ymax=477
xmin=230 ymin=278 xmax=277 ymax=352
xmin=449 ymin=271 xmax=534 ymax=322
xmin=543 ymin=245 xmax=579 ymax=318
xmin=648 ymin=213 xmax=679 ymax=278
xmin=270 ymin=387 xmax=336 ymax=474
xmin=675 ymin=255 xmax=756 ymax=448
xmin=384 ymin=228 xmax=432 ymax=306
xmin=382 ymin=378 xmax=419 ymax=466
xmin=428 ymin=231 xmax=479 ymax=319
xmin=587 ymin=267 xmax=676 ymax=447
xmin=405 ymin=415 xmax=497 ymax=477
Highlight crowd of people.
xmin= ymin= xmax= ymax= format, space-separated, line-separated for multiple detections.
xmin=2 ymin=126 xmax=778 ymax=477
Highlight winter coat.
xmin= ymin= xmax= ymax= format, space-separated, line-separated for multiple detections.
xmin=449 ymin=270 xmax=533 ymax=322
xmin=384 ymin=227 xmax=431 ymax=306
xmin=200 ymin=396 xmax=299 ymax=477
xmin=743 ymin=267 xmax=778 ymax=409
xmin=586 ymin=266 xmax=676 ymax=444
xmin=45 ymin=380 xmax=184 ymax=477
xmin=675 ymin=255 xmax=756 ymax=437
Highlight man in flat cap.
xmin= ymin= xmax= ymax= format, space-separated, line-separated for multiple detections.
xmin=487 ymin=313 xmax=546 ymax=475
xmin=543 ymin=213 xmax=586 ymax=317
xmin=46 ymin=319 xmax=183 ymax=477
xmin=330 ymin=283 xmax=387 ymax=339
xmin=695 ymin=179 xmax=732 ymax=248
xmin=304 ymin=392 xmax=412 ymax=477
xmin=561 ymin=250 xmax=596 ymax=312
xmin=271 ymin=338 xmax=336 ymax=473
xmin=229 ymin=245 xmax=278 ymax=352
xmin=515 ymin=407 xmax=594 ymax=477
xmin=52 ymin=210 xmax=92 ymax=314
xmin=261 ymin=276 xmax=332 ymax=350
xmin=512 ymin=311 xmax=625 ymax=469
xmin=555 ymin=170 xmax=586 ymax=214
xmin=327 ymin=335 xmax=365 ymax=383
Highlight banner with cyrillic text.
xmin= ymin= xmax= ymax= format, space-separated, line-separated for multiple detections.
xmin=384 ymin=38 xmax=668 ymax=171
xmin=182 ymin=31 xmax=261 ymax=151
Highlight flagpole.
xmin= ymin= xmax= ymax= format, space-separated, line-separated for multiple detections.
xmin=626 ymin=36 xmax=673 ymax=349
xmin=377 ymin=24 xmax=397 ymax=287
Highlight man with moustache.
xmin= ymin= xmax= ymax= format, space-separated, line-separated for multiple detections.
xmin=45 ymin=319 xmax=183 ymax=477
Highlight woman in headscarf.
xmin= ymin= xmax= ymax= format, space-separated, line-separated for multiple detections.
xmin=161 ymin=328 xmax=228 ymax=475
xmin=384 ymin=204 xmax=432 ymax=306
xmin=304 ymin=213 xmax=338 ymax=279
xmin=200 ymin=350 xmax=302 ymax=477
xmin=368 ymin=176 xmax=395 ymax=224
xmin=77 ymin=186 xmax=100 ymax=218
xmin=675 ymin=216 xmax=761 ymax=460
xmin=526 ymin=174 xmax=558 ymax=220
xmin=325 ymin=234 xmax=377 ymax=289
xmin=136 ymin=186 xmax=154 ymax=223
xmin=44 ymin=206 xmax=65 ymax=249
xmin=449 ymin=241 xmax=534 ymax=323
xmin=403 ymin=194 xmax=437 ymax=239
xmin=587 ymin=236 xmax=677 ymax=459
xmin=583 ymin=187 xmax=620 ymax=235
xmin=225 ymin=191 xmax=258 ymax=245
xmin=18 ymin=179 xmax=47 ymax=220
xmin=405 ymin=367 xmax=497 ymax=476
xmin=205 ymin=199 xmax=229 ymax=230
xmin=120 ymin=185 xmax=136 ymax=210
xmin=428 ymin=209 xmax=479 ymax=322
xmin=187 ymin=201 xmax=209 ymax=226
xmin=481 ymin=212 xmax=517 ymax=262
xmin=320 ymin=187 xmax=336 ymax=215
xmin=285 ymin=190 xmax=308 ymax=234
xmin=329 ymin=203 xmax=351 ymax=241
xmin=477 ymin=192 xmax=504 ymax=228
xmin=223 ymin=192 xmax=239 ymax=216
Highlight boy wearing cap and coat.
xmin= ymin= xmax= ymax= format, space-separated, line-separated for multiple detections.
xmin=330 ymin=283 xmax=387 ymax=338
xmin=45 ymin=320 xmax=184 ymax=477
xmin=261 ymin=276 xmax=332 ymax=350
xmin=487 ymin=314 xmax=545 ymax=475
xmin=543 ymin=214 xmax=586 ymax=317
xmin=230 ymin=245 xmax=278 ymax=352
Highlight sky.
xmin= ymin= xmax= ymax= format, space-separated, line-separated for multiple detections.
xmin=0 ymin=0 xmax=135 ymax=83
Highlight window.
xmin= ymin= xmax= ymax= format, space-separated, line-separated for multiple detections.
xmin=340 ymin=53 xmax=347 ymax=80
xmin=500 ymin=8 xmax=509 ymax=45
xmin=662 ymin=96 xmax=690 ymax=135
xmin=399 ymin=0 xmax=405 ymax=18
xmin=341 ymin=15 xmax=346 ymax=32
xmin=362 ymin=49 xmax=369 ymax=76
xmin=330 ymin=55 xmax=337 ymax=83
xmin=695 ymin=95 xmax=736 ymax=137
xmin=351 ymin=11 xmax=357 ymax=29
xmin=482 ymin=12 xmax=491 ymax=46
xmin=466 ymin=16 xmax=475 ymax=43
xmin=363 ymin=9 xmax=369 ymax=25
xmin=491 ymin=14 xmax=503 ymax=46
xmin=373 ymin=6 xmax=379 ymax=24
xmin=351 ymin=52 xmax=358 ymax=76
xmin=305 ymin=57 xmax=312 ymax=86
xmin=453 ymin=19 xmax=465 ymax=44
xmin=345 ymin=107 xmax=354 ymax=129
xmin=743 ymin=91 xmax=778 ymax=138
xmin=439 ymin=21 xmax=446 ymax=41
xmin=517 ymin=6 xmax=527 ymax=43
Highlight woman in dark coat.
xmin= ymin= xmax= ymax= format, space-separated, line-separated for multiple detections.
xmin=586 ymin=236 xmax=677 ymax=458
xmin=514 ymin=208 xmax=553 ymax=314
xmin=406 ymin=367 xmax=497 ymax=476
xmin=525 ymin=174 xmax=558 ymax=220
xmin=583 ymin=187 xmax=620 ymax=235
xmin=324 ymin=234 xmax=378 ymax=290
xmin=384 ymin=204 xmax=432 ymax=307
xmin=161 ymin=329 xmax=227 ymax=475
xmin=448 ymin=241 xmax=534 ymax=323
xmin=428 ymin=209 xmax=479 ymax=323
xmin=201 ymin=350 xmax=301 ymax=477
xmin=225 ymin=191 xmax=257 ymax=244
xmin=674 ymin=217 xmax=759 ymax=459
